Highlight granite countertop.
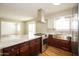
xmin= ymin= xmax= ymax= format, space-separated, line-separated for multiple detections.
xmin=0 ymin=34 xmax=41 ymax=49
xmin=46 ymin=33 xmax=72 ymax=40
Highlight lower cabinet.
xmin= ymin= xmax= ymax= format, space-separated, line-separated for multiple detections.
xmin=30 ymin=39 xmax=41 ymax=56
xmin=3 ymin=37 xmax=41 ymax=56
xmin=48 ymin=35 xmax=71 ymax=51
xmin=19 ymin=42 xmax=30 ymax=56
xmin=3 ymin=45 xmax=19 ymax=56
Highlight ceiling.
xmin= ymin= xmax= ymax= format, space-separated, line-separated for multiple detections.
xmin=0 ymin=3 xmax=76 ymax=21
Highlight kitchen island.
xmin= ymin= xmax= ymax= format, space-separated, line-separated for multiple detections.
xmin=0 ymin=34 xmax=42 ymax=56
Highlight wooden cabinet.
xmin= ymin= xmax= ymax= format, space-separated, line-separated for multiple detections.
xmin=3 ymin=37 xmax=41 ymax=56
xmin=3 ymin=45 xmax=19 ymax=56
xmin=30 ymin=38 xmax=41 ymax=56
xmin=19 ymin=42 xmax=30 ymax=56
xmin=48 ymin=35 xmax=53 ymax=46
xmin=48 ymin=35 xmax=71 ymax=52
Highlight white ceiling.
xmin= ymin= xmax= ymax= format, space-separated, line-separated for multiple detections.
xmin=0 ymin=3 xmax=76 ymax=21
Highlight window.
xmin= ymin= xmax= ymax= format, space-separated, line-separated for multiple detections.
xmin=71 ymin=20 xmax=78 ymax=31
xmin=47 ymin=19 xmax=54 ymax=29
xmin=71 ymin=14 xmax=78 ymax=31
xmin=28 ymin=21 xmax=36 ymax=35
xmin=54 ymin=17 xmax=70 ymax=31
xmin=16 ymin=23 xmax=21 ymax=34
xmin=1 ymin=21 xmax=21 ymax=35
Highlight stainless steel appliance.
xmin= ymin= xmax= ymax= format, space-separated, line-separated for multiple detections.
xmin=42 ymin=35 xmax=48 ymax=52
xmin=34 ymin=33 xmax=48 ymax=52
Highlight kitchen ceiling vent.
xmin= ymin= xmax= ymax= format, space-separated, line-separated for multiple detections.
xmin=37 ymin=8 xmax=46 ymax=23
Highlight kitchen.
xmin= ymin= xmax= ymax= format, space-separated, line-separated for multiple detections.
xmin=0 ymin=3 xmax=78 ymax=56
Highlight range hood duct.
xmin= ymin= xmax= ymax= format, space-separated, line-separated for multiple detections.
xmin=37 ymin=9 xmax=46 ymax=23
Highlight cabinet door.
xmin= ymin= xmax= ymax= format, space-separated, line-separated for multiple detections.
xmin=19 ymin=42 xmax=30 ymax=56
xmin=35 ymin=39 xmax=41 ymax=54
xmin=48 ymin=35 xmax=53 ymax=45
xmin=30 ymin=39 xmax=41 ymax=56
xmin=3 ymin=45 xmax=19 ymax=56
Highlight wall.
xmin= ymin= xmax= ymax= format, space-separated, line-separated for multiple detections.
xmin=25 ymin=18 xmax=47 ymax=34
xmin=0 ymin=20 xmax=1 ymax=36
xmin=47 ymin=8 xmax=73 ymax=18
xmin=47 ymin=8 xmax=74 ymax=34
xmin=0 ymin=20 xmax=1 ymax=40
xmin=0 ymin=7 xmax=76 ymax=36
xmin=36 ymin=21 xmax=47 ymax=34
xmin=0 ymin=18 xmax=28 ymax=36
xmin=35 ymin=8 xmax=73 ymax=34
xmin=25 ymin=20 xmax=35 ymax=34
xmin=20 ymin=22 xmax=27 ymax=35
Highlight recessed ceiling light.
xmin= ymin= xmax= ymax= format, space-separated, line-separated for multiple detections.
xmin=53 ymin=3 xmax=61 ymax=5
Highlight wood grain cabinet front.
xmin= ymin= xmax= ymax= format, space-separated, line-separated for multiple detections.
xmin=3 ymin=45 xmax=19 ymax=56
xmin=2 ymin=37 xmax=42 ymax=56
xmin=19 ymin=42 xmax=30 ymax=56
xmin=48 ymin=35 xmax=72 ymax=52
xmin=30 ymin=39 xmax=41 ymax=56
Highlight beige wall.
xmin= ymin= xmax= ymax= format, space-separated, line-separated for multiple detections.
xmin=0 ymin=8 xmax=76 ymax=36
xmin=46 ymin=8 xmax=75 ymax=34
xmin=25 ymin=20 xmax=35 ymax=34
xmin=20 ymin=22 xmax=27 ymax=35
xmin=47 ymin=8 xmax=73 ymax=18
xmin=36 ymin=21 xmax=47 ymax=34
xmin=0 ymin=20 xmax=1 ymax=37
xmin=26 ymin=19 xmax=47 ymax=34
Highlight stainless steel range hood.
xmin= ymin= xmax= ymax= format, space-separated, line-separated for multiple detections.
xmin=37 ymin=9 xmax=46 ymax=23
